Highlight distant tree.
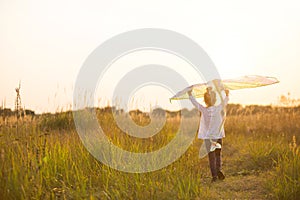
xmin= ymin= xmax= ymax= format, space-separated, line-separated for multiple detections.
xmin=278 ymin=92 xmax=300 ymax=107
xmin=24 ymin=109 xmax=35 ymax=120
xmin=226 ymin=104 xmax=244 ymax=115
xmin=151 ymin=108 xmax=166 ymax=117
xmin=0 ymin=108 xmax=13 ymax=121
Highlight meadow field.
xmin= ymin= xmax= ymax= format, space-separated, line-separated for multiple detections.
xmin=0 ymin=106 xmax=299 ymax=199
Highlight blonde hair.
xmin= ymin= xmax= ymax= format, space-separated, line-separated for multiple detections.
xmin=204 ymin=87 xmax=216 ymax=107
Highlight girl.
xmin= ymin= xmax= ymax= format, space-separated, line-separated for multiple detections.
xmin=188 ymin=87 xmax=229 ymax=182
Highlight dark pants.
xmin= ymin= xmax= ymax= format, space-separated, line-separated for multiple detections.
xmin=205 ymin=139 xmax=223 ymax=178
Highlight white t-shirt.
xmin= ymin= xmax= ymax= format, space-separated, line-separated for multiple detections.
xmin=189 ymin=95 xmax=229 ymax=139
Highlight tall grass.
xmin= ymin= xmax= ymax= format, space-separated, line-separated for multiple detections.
xmin=0 ymin=107 xmax=299 ymax=199
xmin=269 ymin=135 xmax=300 ymax=200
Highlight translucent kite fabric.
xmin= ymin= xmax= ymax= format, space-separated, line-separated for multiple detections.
xmin=170 ymin=75 xmax=279 ymax=100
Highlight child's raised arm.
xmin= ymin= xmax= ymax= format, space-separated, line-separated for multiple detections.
xmin=188 ymin=90 xmax=206 ymax=112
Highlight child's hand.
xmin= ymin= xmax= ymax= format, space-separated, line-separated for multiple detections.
xmin=225 ymin=89 xmax=229 ymax=97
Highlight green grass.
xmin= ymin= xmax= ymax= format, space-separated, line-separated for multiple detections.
xmin=269 ymin=136 xmax=300 ymax=200
xmin=0 ymin=108 xmax=299 ymax=199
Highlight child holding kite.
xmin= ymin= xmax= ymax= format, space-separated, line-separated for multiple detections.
xmin=188 ymin=87 xmax=229 ymax=182
xmin=171 ymin=75 xmax=279 ymax=182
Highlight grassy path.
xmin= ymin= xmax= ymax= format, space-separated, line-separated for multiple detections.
xmin=200 ymin=173 xmax=272 ymax=199
xmin=195 ymin=135 xmax=276 ymax=200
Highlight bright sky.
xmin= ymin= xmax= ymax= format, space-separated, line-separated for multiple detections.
xmin=1 ymin=0 xmax=300 ymax=113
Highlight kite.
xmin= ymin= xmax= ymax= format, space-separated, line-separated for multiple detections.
xmin=170 ymin=75 xmax=279 ymax=100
